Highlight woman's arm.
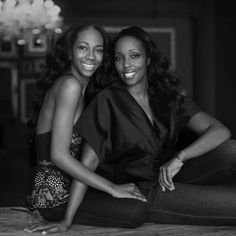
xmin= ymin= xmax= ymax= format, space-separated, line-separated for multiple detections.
xmin=177 ymin=111 xmax=231 ymax=162
xmin=61 ymin=142 xmax=99 ymax=227
xmin=159 ymin=111 xmax=231 ymax=191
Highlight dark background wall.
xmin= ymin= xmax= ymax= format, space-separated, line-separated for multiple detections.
xmin=215 ymin=1 xmax=236 ymax=138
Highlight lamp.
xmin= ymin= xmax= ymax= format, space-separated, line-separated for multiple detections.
xmin=0 ymin=0 xmax=63 ymax=45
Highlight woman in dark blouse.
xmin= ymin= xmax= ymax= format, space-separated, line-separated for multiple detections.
xmin=27 ymin=26 xmax=236 ymax=234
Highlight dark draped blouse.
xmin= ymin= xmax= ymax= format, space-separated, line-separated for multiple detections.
xmin=74 ymin=81 xmax=200 ymax=194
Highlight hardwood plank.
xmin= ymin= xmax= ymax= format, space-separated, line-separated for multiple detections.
xmin=1 ymin=207 xmax=236 ymax=236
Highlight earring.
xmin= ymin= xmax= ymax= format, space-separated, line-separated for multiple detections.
xmin=147 ymin=58 xmax=151 ymax=65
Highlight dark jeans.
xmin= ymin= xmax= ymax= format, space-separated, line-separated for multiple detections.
xmin=148 ymin=139 xmax=236 ymax=225
xmin=40 ymin=188 xmax=148 ymax=228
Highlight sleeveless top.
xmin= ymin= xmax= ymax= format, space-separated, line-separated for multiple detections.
xmin=27 ymin=123 xmax=83 ymax=210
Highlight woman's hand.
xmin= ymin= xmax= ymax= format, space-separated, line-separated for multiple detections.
xmin=111 ymin=183 xmax=147 ymax=202
xmin=24 ymin=219 xmax=70 ymax=234
xmin=159 ymin=156 xmax=184 ymax=192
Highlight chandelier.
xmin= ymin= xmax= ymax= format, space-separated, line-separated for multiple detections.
xmin=0 ymin=0 xmax=63 ymax=45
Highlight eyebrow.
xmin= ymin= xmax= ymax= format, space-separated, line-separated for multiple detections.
xmin=78 ymin=41 xmax=103 ymax=47
xmin=115 ymin=49 xmax=140 ymax=53
xmin=129 ymin=49 xmax=140 ymax=52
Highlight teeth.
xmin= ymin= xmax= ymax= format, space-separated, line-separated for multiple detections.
xmin=82 ymin=63 xmax=95 ymax=71
xmin=124 ymin=72 xmax=135 ymax=79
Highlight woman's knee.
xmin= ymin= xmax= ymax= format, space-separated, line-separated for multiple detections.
xmin=216 ymin=140 xmax=236 ymax=165
xmin=222 ymin=139 xmax=236 ymax=153
xmin=125 ymin=200 xmax=149 ymax=227
xmin=204 ymin=140 xmax=236 ymax=180
xmin=79 ymin=192 xmax=148 ymax=228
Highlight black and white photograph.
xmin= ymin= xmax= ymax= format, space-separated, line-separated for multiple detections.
xmin=0 ymin=0 xmax=236 ymax=235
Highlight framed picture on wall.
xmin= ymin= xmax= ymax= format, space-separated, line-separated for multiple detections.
xmin=0 ymin=37 xmax=17 ymax=58
xmin=20 ymin=79 xmax=36 ymax=123
xmin=145 ymin=27 xmax=176 ymax=71
xmin=24 ymin=34 xmax=48 ymax=56
xmin=34 ymin=58 xmax=46 ymax=73
xmin=0 ymin=62 xmax=18 ymax=119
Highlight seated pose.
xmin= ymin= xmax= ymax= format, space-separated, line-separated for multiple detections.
xmin=25 ymin=23 xmax=148 ymax=234
xmin=27 ymin=26 xmax=236 ymax=234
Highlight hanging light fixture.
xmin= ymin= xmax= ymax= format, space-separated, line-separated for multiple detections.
xmin=0 ymin=0 xmax=63 ymax=45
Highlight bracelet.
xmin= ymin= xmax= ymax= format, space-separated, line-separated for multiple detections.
xmin=176 ymin=153 xmax=184 ymax=164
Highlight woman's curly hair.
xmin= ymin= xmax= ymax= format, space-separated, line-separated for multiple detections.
xmin=30 ymin=22 xmax=111 ymax=126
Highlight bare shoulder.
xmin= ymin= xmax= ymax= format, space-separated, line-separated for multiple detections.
xmin=54 ymin=75 xmax=83 ymax=99
xmin=59 ymin=75 xmax=82 ymax=92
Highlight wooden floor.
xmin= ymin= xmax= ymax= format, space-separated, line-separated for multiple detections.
xmin=1 ymin=207 xmax=236 ymax=236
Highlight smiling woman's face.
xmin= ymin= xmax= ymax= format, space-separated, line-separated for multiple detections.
xmin=71 ymin=27 xmax=104 ymax=78
xmin=114 ymin=36 xmax=148 ymax=87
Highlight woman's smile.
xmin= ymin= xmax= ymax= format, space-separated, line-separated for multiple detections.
xmin=81 ymin=63 xmax=96 ymax=71
xmin=123 ymin=71 xmax=136 ymax=79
